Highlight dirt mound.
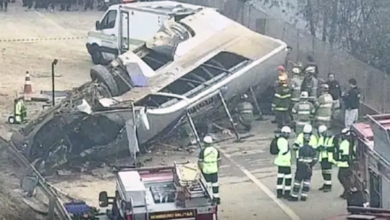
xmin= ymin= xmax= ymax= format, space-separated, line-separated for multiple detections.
xmin=0 ymin=151 xmax=44 ymax=220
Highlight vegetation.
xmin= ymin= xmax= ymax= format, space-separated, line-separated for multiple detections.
xmin=256 ymin=0 xmax=390 ymax=73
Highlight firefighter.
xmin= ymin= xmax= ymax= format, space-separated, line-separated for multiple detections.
xmin=292 ymin=91 xmax=315 ymax=134
xmin=293 ymin=124 xmax=317 ymax=162
xmin=336 ymin=128 xmax=353 ymax=199
xmin=15 ymin=97 xmax=27 ymax=124
xmin=198 ymin=136 xmax=221 ymax=204
xmin=272 ymin=75 xmax=291 ymax=132
xmin=274 ymin=126 xmax=292 ymax=199
xmin=303 ymin=55 xmax=319 ymax=78
xmin=301 ymin=67 xmax=318 ymax=103
xmin=317 ymin=125 xmax=335 ymax=192
xmin=315 ymin=84 xmax=334 ymax=128
xmin=289 ymin=134 xmax=318 ymax=201
xmin=236 ymin=94 xmax=254 ymax=132
xmin=290 ymin=63 xmax=304 ymax=105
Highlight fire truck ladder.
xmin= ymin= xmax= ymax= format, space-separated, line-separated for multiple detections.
xmin=173 ymin=162 xmax=213 ymax=202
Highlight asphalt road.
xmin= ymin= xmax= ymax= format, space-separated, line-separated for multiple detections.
xmin=216 ymin=116 xmax=347 ymax=220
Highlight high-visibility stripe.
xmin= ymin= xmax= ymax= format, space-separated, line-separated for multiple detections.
xmin=277 ymin=173 xmax=285 ymax=178
xmin=276 ymin=185 xmax=284 ymax=189
xmin=284 ymin=186 xmax=291 ymax=190
xmin=284 ymin=174 xmax=292 ymax=179
xmin=296 ymin=121 xmax=311 ymax=125
xmin=319 ymin=104 xmax=333 ymax=108
xmin=275 ymin=107 xmax=289 ymax=111
xmin=279 ymin=94 xmax=291 ymax=99
xmin=316 ymin=116 xmax=331 ymax=121
xmin=297 ymin=111 xmax=311 ymax=115
xmin=241 ymin=110 xmax=253 ymax=114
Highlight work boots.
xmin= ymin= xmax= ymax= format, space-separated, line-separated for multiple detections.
xmin=319 ymin=184 xmax=332 ymax=192
xmin=318 ymin=184 xmax=326 ymax=191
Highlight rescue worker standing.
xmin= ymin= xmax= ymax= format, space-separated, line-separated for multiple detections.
xmin=236 ymin=94 xmax=254 ymax=132
xmin=315 ymin=84 xmax=334 ymax=128
xmin=325 ymin=73 xmax=342 ymax=120
xmin=336 ymin=128 xmax=353 ymax=199
xmin=303 ymin=55 xmax=319 ymax=78
xmin=198 ymin=136 xmax=221 ymax=204
xmin=317 ymin=125 xmax=335 ymax=192
xmin=291 ymin=91 xmax=315 ymax=134
xmin=274 ymin=126 xmax=292 ymax=199
xmin=289 ymin=134 xmax=318 ymax=201
xmin=272 ymin=75 xmax=291 ymax=132
xmin=342 ymin=78 xmax=361 ymax=129
xmin=290 ymin=64 xmax=304 ymax=105
xmin=293 ymin=124 xmax=317 ymax=162
xmin=301 ymin=67 xmax=318 ymax=103
xmin=15 ymin=97 xmax=27 ymax=124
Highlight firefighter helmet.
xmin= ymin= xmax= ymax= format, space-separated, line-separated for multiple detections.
xmin=296 ymin=62 xmax=303 ymax=68
xmin=292 ymin=67 xmax=301 ymax=74
xmin=303 ymin=124 xmax=313 ymax=133
xmin=203 ymin=136 xmax=213 ymax=144
xmin=305 ymin=66 xmax=316 ymax=74
xmin=300 ymin=91 xmax=309 ymax=99
xmin=321 ymin=84 xmax=329 ymax=90
xmin=276 ymin=65 xmax=285 ymax=72
xmin=318 ymin=125 xmax=327 ymax=133
xmin=281 ymin=126 xmax=292 ymax=134
xmin=341 ymin=128 xmax=351 ymax=135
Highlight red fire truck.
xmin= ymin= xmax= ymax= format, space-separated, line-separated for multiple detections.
xmin=98 ymin=162 xmax=218 ymax=220
xmin=323 ymin=114 xmax=390 ymax=220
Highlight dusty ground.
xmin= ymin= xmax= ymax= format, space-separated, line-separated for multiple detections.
xmin=0 ymin=3 xmax=104 ymax=219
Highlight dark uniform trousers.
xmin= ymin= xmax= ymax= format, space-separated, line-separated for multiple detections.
xmin=338 ymin=167 xmax=352 ymax=196
xmin=320 ymin=159 xmax=332 ymax=189
xmin=275 ymin=111 xmax=290 ymax=129
xmin=203 ymin=172 xmax=219 ymax=202
xmin=0 ymin=0 xmax=8 ymax=10
xmin=291 ymin=167 xmax=312 ymax=200
xmin=276 ymin=166 xmax=292 ymax=197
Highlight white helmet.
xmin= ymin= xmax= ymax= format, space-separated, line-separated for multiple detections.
xmin=281 ymin=126 xmax=292 ymax=134
xmin=305 ymin=66 xmax=316 ymax=73
xmin=292 ymin=67 xmax=300 ymax=74
xmin=300 ymin=91 xmax=309 ymax=99
xmin=303 ymin=124 xmax=313 ymax=133
xmin=203 ymin=136 xmax=213 ymax=144
xmin=341 ymin=128 xmax=351 ymax=135
xmin=318 ymin=125 xmax=327 ymax=134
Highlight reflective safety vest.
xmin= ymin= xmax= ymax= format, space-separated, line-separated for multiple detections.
xmin=291 ymin=76 xmax=303 ymax=102
xmin=272 ymin=85 xmax=291 ymax=111
xmin=201 ymin=146 xmax=220 ymax=174
xmin=337 ymin=140 xmax=350 ymax=168
xmin=294 ymin=133 xmax=318 ymax=158
xmin=292 ymin=101 xmax=315 ymax=124
xmin=317 ymin=135 xmax=335 ymax=162
xmin=315 ymin=93 xmax=333 ymax=121
xmin=274 ymin=137 xmax=291 ymax=167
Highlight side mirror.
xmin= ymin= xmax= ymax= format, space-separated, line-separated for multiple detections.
xmin=99 ymin=191 xmax=109 ymax=207
xmin=95 ymin=21 xmax=101 ymax=30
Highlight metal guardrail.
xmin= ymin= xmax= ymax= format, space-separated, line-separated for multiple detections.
xmin=0 ymin=137 xmax=72 ymax=220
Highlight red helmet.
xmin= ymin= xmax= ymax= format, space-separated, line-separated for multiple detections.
xmin=276 ymin=65 xmax=285 ymax=72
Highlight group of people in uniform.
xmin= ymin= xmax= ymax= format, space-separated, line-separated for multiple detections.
xmin=274 ymin=124 xmax=355 ymax=202
xmin=196 ymin=56 xmax=362 ymax=206
xmin=272 ymin=57 xmax=361 ymax=202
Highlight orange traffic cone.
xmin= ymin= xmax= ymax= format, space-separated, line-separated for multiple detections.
xmin=23 ymin=71 xmax=32 ymax=101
